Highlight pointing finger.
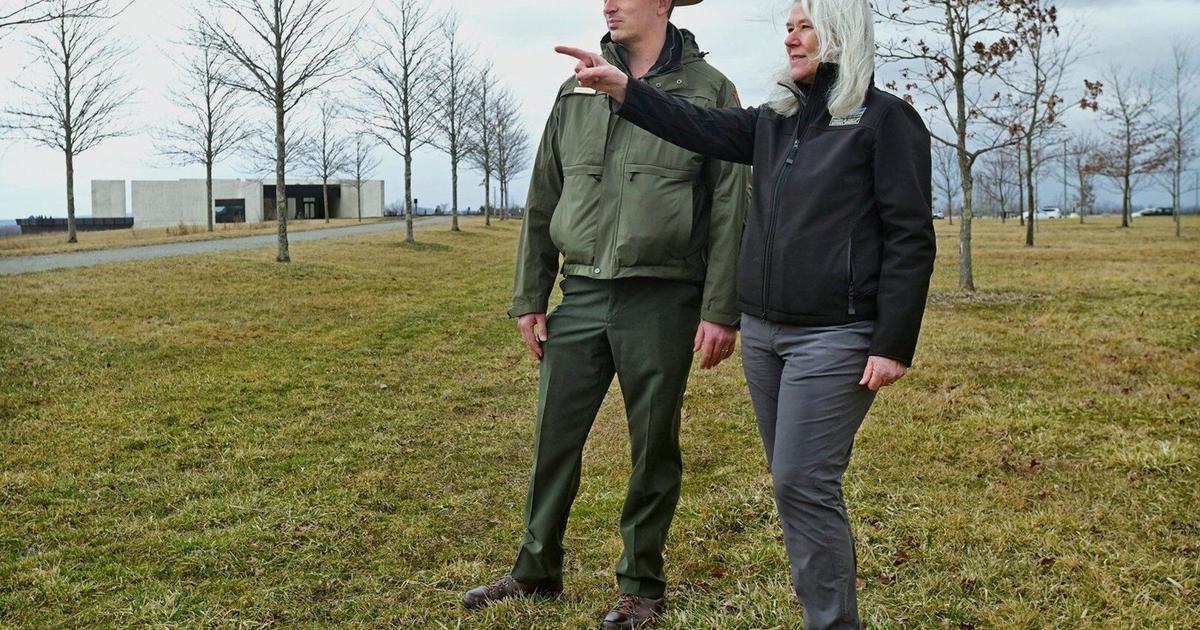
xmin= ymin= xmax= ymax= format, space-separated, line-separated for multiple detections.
xmin=555 ymin=45 xmax=599 ymax=66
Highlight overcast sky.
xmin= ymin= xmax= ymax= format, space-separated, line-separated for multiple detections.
xmin=1 ymin=0 xmax=1199 ymax=221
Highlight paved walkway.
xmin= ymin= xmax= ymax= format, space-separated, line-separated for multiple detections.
xmin=0 ymin=217 xmax=449 ymax=276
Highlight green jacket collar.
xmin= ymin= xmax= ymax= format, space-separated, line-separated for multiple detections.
xmin=602 ymin=23 xmax=702 ymax=79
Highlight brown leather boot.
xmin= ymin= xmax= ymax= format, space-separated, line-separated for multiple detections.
xmin=461 ymin=574 xmax=562 ymax=610
xmin=599 ymin=593 xmax=665 ymax=629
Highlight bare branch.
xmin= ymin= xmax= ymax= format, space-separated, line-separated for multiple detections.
xmin=197 ymin=0 xmax=366 ymax=260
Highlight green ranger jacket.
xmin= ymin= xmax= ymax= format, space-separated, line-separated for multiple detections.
xmin=510 ymin=27 xmax=750 ymax=327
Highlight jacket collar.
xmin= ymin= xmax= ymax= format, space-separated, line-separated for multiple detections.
xmin=602 ymin=22 xmax=698 ymax=78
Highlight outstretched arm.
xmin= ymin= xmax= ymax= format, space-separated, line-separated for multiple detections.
xmin=555 ymin=46 xmax=759 ymax=165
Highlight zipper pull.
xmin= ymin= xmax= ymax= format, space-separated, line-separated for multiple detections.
xmin=785 ymin=140 xmax=800 ymax=165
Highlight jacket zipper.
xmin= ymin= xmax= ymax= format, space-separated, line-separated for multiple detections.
xmin=847 ymin=229 xmax=857 ymax=316
xmin=761 ymin=96 xmax=820 ymax=318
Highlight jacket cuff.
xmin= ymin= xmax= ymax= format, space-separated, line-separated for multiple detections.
xmin=865 ymin=345 xmax=914 ymax=369
xmin=611 ymin=77 xmax=649 ymax=115
xmin=508 ymin=298 xmax=548 ymax=319
xmin=700 ymin=305 xmax=741 ymax=329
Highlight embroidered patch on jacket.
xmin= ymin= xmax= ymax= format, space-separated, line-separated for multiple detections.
xmin=829 ymin=107 xmax=867 ymax=127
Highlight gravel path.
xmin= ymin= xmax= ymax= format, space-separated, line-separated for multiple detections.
xmin=0 ymin=217 xmax=449 ymax=276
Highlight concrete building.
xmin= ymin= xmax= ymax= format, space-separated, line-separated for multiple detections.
xmin=91 ymin=180 xmax=128 ymax=218
xmin=92 ymin=178 xmax=385 ymax=229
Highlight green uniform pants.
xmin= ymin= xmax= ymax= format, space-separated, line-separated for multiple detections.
xmin=511 ymin=276 xmax=701 ymax=599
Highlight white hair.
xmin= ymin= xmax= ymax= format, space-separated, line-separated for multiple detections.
xmin=767 ymin=0 xmax=875 ymax=119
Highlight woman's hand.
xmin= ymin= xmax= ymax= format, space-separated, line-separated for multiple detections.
xmin=555 ymin=46 xmax=629 ymax=104
xmin=860 ymin=356 xmax=907 ymax=391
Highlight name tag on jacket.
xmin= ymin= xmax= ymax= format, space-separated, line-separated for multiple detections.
xmin=829 ymin=107 xmax=867 ymax=127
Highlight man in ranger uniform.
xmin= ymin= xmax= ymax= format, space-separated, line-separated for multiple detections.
xmin=463 ymin=1 xmax=748 ymax=627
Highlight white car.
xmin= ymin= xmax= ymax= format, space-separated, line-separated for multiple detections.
xmin=1036 ymin=207 xmax=1062 ymax=220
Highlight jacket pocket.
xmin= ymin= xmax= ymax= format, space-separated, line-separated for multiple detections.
xmin=550 ymin=164 xmax=604 ymax=263
xmin=614 ymin=163 xmax=695 ymax=266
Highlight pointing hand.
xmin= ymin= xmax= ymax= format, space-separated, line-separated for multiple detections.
xmin=555 ymin=46 xmax=629 ymax=103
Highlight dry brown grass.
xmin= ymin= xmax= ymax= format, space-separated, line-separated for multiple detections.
xmin=0 ymin=216 xmax=1196 ymax=628
xmin=0 ymin=217 xmax=392 ymax=257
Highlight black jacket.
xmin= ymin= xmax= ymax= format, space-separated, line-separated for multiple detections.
xmin=615 ymin=63 xmax=936 ymax=366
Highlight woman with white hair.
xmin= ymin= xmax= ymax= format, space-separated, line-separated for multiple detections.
xmin=558 ymin=1 xmax=936 ymax=627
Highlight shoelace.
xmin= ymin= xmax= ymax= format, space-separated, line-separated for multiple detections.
xmin=614 ymin=594 xmax=641 ymax=616
xmin=486 ymin=575 xmax=516 ymax=598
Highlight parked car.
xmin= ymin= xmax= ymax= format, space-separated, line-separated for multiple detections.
xmin=1132 ymin=207 xmax=1174 ymax=217
xmin=1036 ymin=207 xmax=1062 ymax=219
xmin=932 ymin=209 xmax=945 ymax=220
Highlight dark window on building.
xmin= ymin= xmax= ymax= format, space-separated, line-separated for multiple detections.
xmin=215 ymin=199 xmax=246 ymax=223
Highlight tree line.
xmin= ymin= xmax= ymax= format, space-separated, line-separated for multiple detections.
xmin=3 ymin=0 xmax=1195 ymax=289
xmin=0 ymin=0 xmax=531 ymax=260
xmin=879 ymin=0 xmax=1197 ymax=291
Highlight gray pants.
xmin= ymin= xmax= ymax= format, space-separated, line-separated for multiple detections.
xmin=740 ymin=315 xmax=877 ymax=630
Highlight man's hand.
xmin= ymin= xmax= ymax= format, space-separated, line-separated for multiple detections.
xmin=860 ymin=356 xmax=908 ymax=391
xmin=695 ymin=321 xmax=738 ymax=370
xmin=518 ymin=313 xmax=549 ymax=361
xmin=555 ymin=46 xmax=630 ymax=103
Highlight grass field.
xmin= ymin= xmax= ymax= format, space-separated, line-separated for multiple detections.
xmin=0 ymin=218 xmax=393 ymax=258
xmin=0 ymin=216 xmax=1197 ymax=628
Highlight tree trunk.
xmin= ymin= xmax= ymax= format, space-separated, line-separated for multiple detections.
xmin=65 ymin=149 xmax=77 ymax=244
xmin=357 ymin=180 xmax=363 ymax=223
xmin=1121 ymin=170 xmax=1131 ymax=228
xmin=1000 ymin=181 xmax=1007 ymax=224
xmin=484 ymin=172 xmax=492 ymax=227
xmin=451 ymin=157 xmax=461 ymax=232
xmin=1016 ymin=149 xmax=1025 ymax=227
xmin=322 ymin=177 xmax=330 ymax=224
xmin=1173 ymin=166 xmax=1182 ymax=238
xmin=959 ymin=157 xmax=975 ymax=292
xmin=206 ymin=160 xmax=214 ymax=232
xmin=404 ymin=151 xmax=415 ymax=243
xmin=274 ymin=93 xmax=290 ymax=263
xmin=1025 ymin=137 xmax=1036 ymax=247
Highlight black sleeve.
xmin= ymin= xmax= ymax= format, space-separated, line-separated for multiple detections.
xmin=868 ymin=102 xmax=937 ymax=367
xmin=614 ymin=76 xmax=759 ymax=165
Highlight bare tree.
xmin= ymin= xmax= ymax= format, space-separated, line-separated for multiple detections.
xmin=467 ymin=62 xmax=500 ymax=227
xmin=932 ymin=142 xmax=960 ymax=224
xmin=350 ymin=130 xmax=380 ymax=223
xmin=0 ymin=0 xmax=109 ymax=33
xmin=988 ymin=0 xmax=1081 ymax=246
xmin=497 ymin=115 xmax=531 ymax=219
xmin=432 ymin=10 xmax=473 ymax=233
xmin=241 ymin=114 xmax=306 ymax=182
xmin=2 ymin=0 xmax=130 ymax=243
xmin=878 ymin=0 xmax=1022 ymax=291
xmin=978 ymin=149 xmax=1017 ymax=222
xmin=154 ymin=29 xmax=252 ymax=232
xmin=300 ymin=98 xmax=352 ymax=224
xmin=493 ymin=89 xmax=530 ymax=220
xmin=197 ymin=0 xmax=362 ymax=262
xmin=1069 ymin=136 xmax=1103 ymax=223
xmin=1094 ymin=67 xmax=1166 ymax=228
xmin=1156 ymin=42 xmax=1199 ymax=237
xmin=356 ymin=0 xmax=440 ymax=243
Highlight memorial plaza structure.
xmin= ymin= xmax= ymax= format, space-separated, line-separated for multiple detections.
xmin=90 ymin=178 xmax=386 ymax=228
